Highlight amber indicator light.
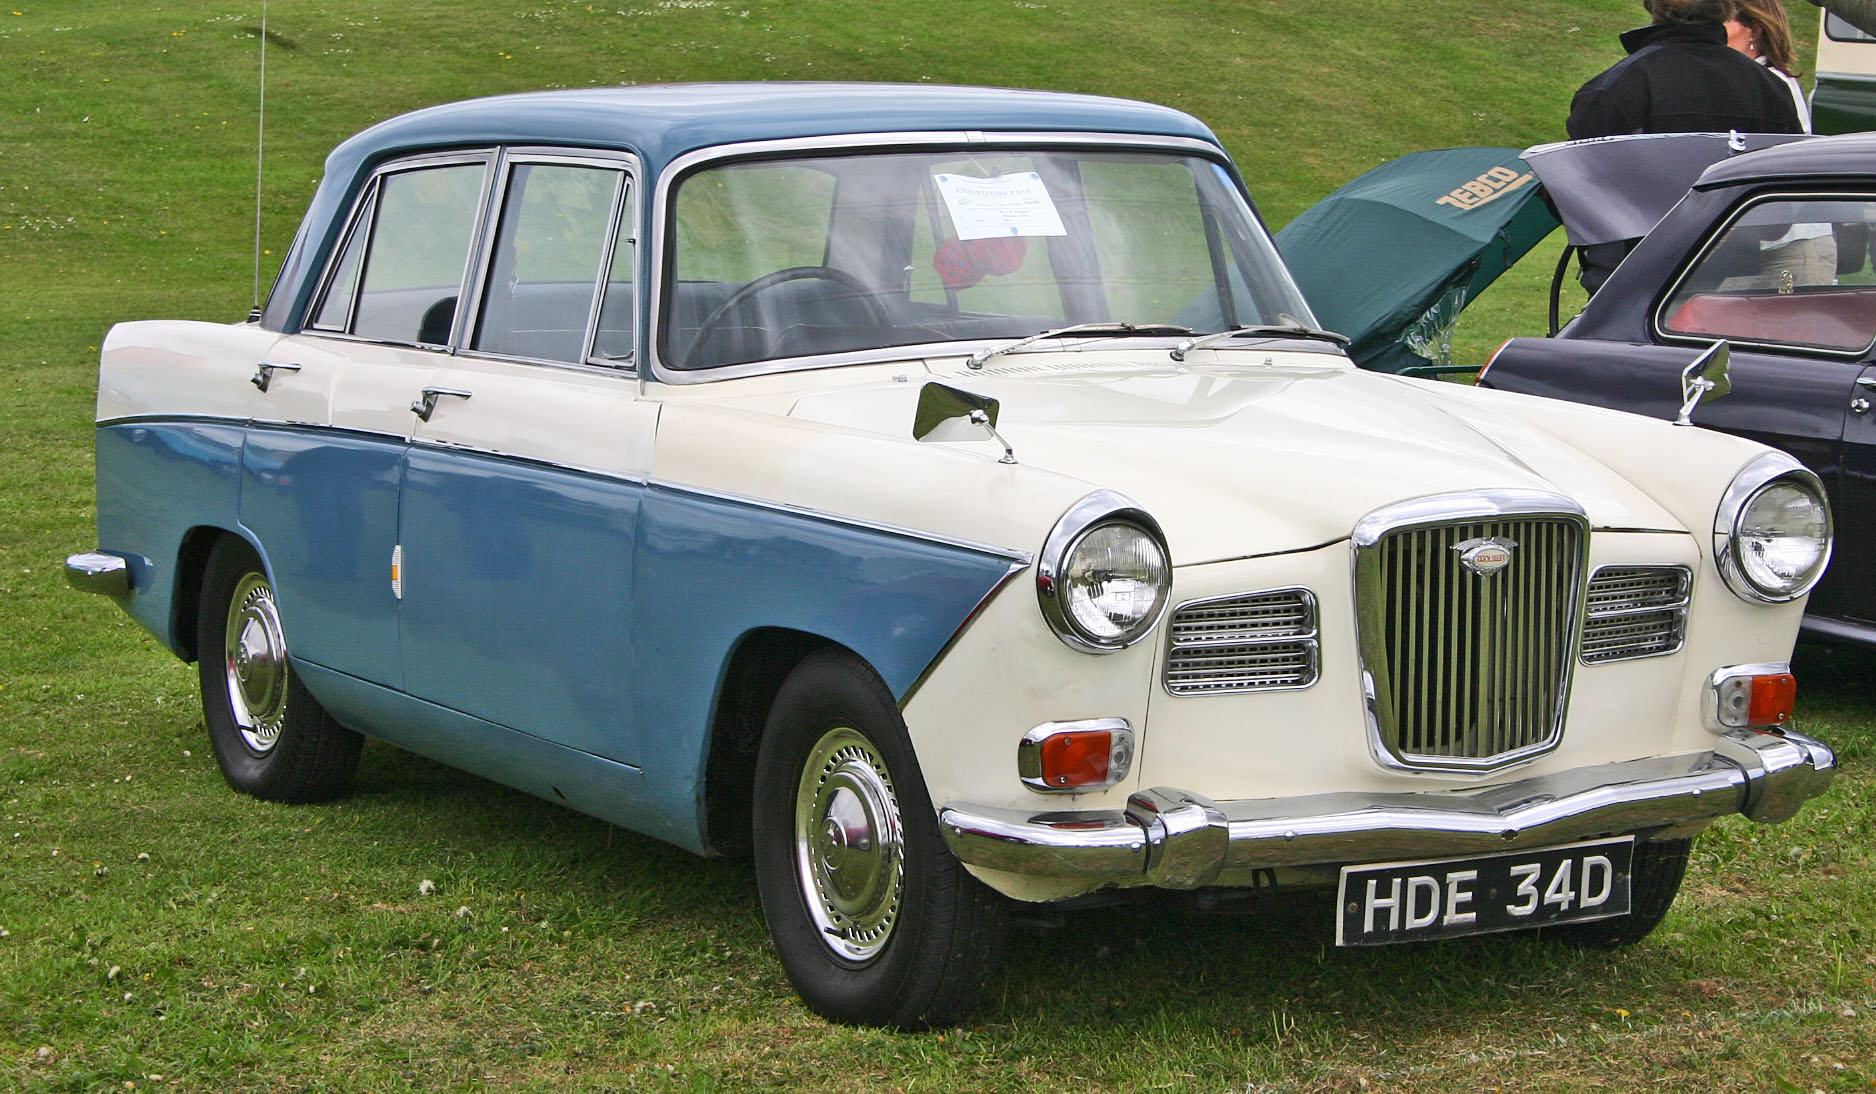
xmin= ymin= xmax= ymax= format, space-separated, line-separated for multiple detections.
xmin=1039 ymin=731 xmax=1112 ymax=788
xmin=1748 ymin=673 xmax=1797 ymax=727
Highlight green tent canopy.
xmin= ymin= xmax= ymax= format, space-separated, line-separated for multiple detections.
xmin=1274 ymin=147 xmax=1559 ymax=374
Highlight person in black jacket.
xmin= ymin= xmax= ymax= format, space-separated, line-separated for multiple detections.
xmin=1566 ymin=0 xmax=1805 ymax=292
xmin=1569 ymin=0 xmax=1802 ymax=138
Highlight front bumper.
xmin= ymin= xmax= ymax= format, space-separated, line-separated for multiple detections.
xmin=939 ymin=729 xmax=1835 ymax=891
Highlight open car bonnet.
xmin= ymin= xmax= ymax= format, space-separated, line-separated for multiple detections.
xmin=1273 ymin=146 xmax=1558 ymax=374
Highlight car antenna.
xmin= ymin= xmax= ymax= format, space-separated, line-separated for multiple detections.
xmin=247 ymin=1 xmax=269 ymax=322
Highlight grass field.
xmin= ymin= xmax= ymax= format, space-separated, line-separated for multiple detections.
xmin=4 ymin=2 xmax=1873 ymax=1091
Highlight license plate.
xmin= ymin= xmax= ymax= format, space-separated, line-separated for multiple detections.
xmin=1336 ymin=836 xmax=1634 ymax=946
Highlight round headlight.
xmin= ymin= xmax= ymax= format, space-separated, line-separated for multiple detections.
xmin=1039 ymin=493 xmax=1171 ymax=652
xmin=1715 ymin=454 xmax=1832 ymax=604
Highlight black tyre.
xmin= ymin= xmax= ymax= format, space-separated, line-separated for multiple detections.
xmin=1543 ymin=836 xmax=1692 ymax=949
xmin=752 ymin=651 xmax=1007 ymax=1029
xmin=196 ymin=537 xmax=362 ymax=803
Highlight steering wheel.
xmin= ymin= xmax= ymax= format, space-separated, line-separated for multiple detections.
xmin=686 ymin=266 xmax=888 ymax=367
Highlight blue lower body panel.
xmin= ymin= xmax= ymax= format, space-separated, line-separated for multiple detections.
xmin=95 ymin=420 xmax=247 ymax=653
xmin=296 ymin=661 xmax=663 ymax=839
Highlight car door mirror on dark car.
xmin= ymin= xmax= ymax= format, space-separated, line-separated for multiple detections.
xmin=1677 ymin=341 xmax=1733 ymax=426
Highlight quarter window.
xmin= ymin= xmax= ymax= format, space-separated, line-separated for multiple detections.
xmin=593 ymin=196 xmax=638 ymax=364
xmin=1660 ymin=196 xmax=1876 ymax=354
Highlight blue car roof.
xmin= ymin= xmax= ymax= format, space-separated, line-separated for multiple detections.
xmin=264 ymin=83 xmax=1226 ymax=332
xmin=327 ymin=83 xmax=1222 ymax=180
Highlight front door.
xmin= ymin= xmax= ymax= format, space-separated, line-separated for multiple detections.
xmin=393 ymin=156 xmax=652 ymax=762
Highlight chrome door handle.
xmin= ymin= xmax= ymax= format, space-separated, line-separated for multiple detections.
xmin=1857 ymin=377 xmax=1876 ymax=392
xmin=410 ymin=387 xmax=472 ymax=422
xmin=251 ymin=361 xmax=302 ymax=392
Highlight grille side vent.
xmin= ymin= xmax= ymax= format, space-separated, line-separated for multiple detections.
xmin=1164 ymin=588 xmax=1318 ymax=695
xmin=1581 ymin=565 xmax=1690 ymax=664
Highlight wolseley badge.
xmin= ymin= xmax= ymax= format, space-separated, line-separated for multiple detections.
xmin=1454 ymin=536 xmax=1517 ymax=576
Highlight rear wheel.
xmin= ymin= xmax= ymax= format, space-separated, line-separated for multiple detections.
xmin=196 ymin=538 xmax=362 ymax=803
xmin=1543 ymin=836 xmax=1692 ymax=949
xmin=752 ymin=651 xmax=1007 ymax=1028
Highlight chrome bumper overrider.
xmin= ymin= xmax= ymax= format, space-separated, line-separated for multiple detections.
xmin=64 ymin=552 xmax=131 ymax=597
xmin=939 ymin=729 xmax=1835 ymax=891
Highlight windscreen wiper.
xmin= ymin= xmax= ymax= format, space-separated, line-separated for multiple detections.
xmin=1170 ymin=324 xmax=1350 ymax=361
xmin=967 ymin=322 xmax=1193 ymax=369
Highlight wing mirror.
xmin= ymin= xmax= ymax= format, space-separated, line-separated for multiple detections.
xmin=1675 ymin=341 xmax=1732 ymax=427
xmin=914 ymin=382 xmax=1017 ymax=464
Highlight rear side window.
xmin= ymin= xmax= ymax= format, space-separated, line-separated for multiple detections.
xmin=1658 ymin=196 xmax=1876 ymax=354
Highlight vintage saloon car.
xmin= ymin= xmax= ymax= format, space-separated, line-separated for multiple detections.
xmin=1482 ymin=132 xmax=1876 ymax=648
xmin=67 ymin=84 xmax=1837 ymax=1028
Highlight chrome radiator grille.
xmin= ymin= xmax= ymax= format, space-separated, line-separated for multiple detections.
xmin=1164 ymin=588 xmax=1318 ymax=694
xmin=1355 ymin=511 xmax=1586 ymax=771
xmin=1581 ymin=565 xmax=1690 ymax=664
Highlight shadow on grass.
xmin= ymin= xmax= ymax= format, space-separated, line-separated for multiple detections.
xmin=277 ymin=727 xmax=1812 ymax=1038
xmin=325 ymin=740 xmax=762 ymax=937
xmin=984 ymin=886 xmax=1661 ymax=1041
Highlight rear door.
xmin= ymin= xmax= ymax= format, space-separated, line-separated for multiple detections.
xmin=242 ymin=154 xmax=493 ymax=689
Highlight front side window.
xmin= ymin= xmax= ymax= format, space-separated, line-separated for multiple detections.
xmin=1659 ymin=195 xmax=1876 ymax=354
xmin=661 ymin=146 xmax=1312 ymax=371
xmin=471 ymin=162 xmax=627 ymax=364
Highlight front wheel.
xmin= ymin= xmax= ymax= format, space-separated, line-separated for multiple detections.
xmin=196 ymin=537 xmax=362 ymax=803
xmin=752 ymin=651 xmax=1007 ymax=1028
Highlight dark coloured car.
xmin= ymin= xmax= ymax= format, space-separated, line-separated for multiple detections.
xmin=1481 ymin=132 xmax=1876 ymax=647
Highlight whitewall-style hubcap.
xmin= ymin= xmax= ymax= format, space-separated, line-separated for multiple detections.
xmin=794 ymin=725 xmax=905 ymax=962
xmin=223 ymin=573 xmax=289 ymax=753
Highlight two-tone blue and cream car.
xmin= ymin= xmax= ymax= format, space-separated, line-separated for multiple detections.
xmin=68 ymin=84 xmax=1837 ymax=1028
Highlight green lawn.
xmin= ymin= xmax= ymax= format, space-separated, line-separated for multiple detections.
xmin=4 ymin=2 xmax=1872 ymax=1091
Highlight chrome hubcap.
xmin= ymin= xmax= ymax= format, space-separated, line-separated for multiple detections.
xmin=794 ymin=726 xmax=904 ymax=962
xmin=223 ymin=573 xmax=289 ymax=753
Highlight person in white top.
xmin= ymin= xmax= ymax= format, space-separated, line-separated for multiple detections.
xmin=1727 ymin=0 xmax=1839 ymax=288
xmin=1728 ymin=0 xmax=1811 ymax=126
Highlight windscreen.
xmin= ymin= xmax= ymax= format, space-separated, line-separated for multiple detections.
xmin=661 ymin=147 xmax=1315 ymax=370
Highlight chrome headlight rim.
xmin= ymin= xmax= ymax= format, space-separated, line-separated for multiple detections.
xmin=1037 ymin=490 xmax=1171 ymax=654
xmin=1714 ymin=452 xmax=1833 ymax=605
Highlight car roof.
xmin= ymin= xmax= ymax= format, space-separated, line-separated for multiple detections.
xmin=326 ymin=83 xmax=1223 ymax=182
xmin=1697 ymin=130 xmax=1876 ymax=188
xmin=264 ymin=82 xmax=1228 ymax=335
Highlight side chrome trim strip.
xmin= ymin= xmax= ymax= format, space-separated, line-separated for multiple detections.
xmin=94 ymin=419 xmax=1026 ymax=570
